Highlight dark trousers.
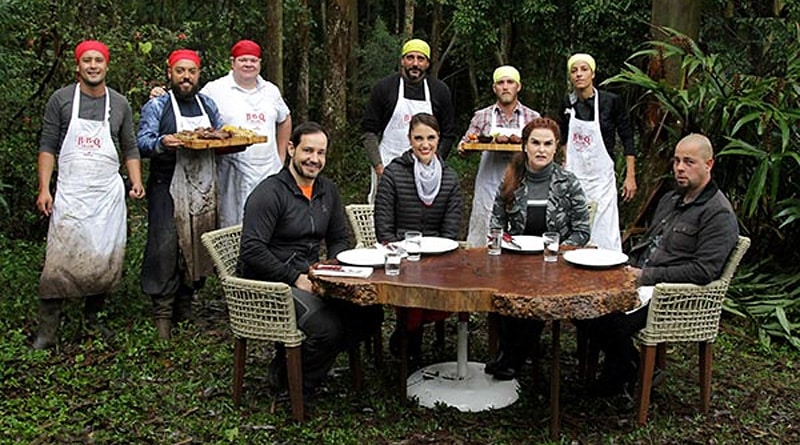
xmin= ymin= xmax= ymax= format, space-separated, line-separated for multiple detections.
xmin=496 ymin=315 xmax=545 ymax=366
xmin=277 ymin=288 xmax=383 ymax=394
xmin=141 ymin=179 xmax=182 ymax=297
xmin=580 ymin=305 xmax=649 ymax=388
xmin=141 ymin=178 xmax=200 ymax=319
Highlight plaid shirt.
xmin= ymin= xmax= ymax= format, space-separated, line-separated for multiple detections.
xmin=461 ymin=102 xmax=540 ymax=142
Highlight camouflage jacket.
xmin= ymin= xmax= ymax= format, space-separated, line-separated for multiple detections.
xmin=490 ymin=164 xmax=591 ymax=246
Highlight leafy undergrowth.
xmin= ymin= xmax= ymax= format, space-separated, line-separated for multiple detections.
xmin=2 ymin=235 xmax=799 ymax=444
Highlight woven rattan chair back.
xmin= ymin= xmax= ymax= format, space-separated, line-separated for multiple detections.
xmin=201 ymin=227 xmax=304 ymax=346
xmin=638 ymin=236 xmax=750 ymax=345
xmin=345 ymin=204 xmax=377 ymax=248
xmin=587 ymin=200 xmax=598 ymax=228
xmin=200 ymin=224 xmax=242 ymax=279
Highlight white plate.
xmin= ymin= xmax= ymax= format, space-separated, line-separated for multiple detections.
xmin=563 ymin=248 xmax=629 ymax=268
xmin=501 ymin=235 xmax=544 ymax=253
xmin=397 ymin=236 xmax=459 ymax=254
xmin=420 ymin=236 xmax=460 ymax=254
xmin=336 ymin=248 xmax=386 ymax=267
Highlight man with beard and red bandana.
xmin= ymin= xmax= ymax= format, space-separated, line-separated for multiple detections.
xmin=362 ymin=38 xmax=455 ymax=203
xmin=137 ymin=49 xmax=223 ymax=340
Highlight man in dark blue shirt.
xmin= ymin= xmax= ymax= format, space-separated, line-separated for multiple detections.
xmin=137 ymin=49 xmax=223 ymax=340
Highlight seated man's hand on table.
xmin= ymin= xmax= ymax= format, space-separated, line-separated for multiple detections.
xmin=294 ymin=273 xmax=313 ymax=293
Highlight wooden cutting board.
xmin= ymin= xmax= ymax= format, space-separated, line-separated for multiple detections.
xmin=180 ymin=135 xmax=267 ymax=150
xmin=461 ymin=142 xmax=521 ymax=152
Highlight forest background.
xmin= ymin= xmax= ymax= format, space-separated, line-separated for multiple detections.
xmin=2 ymin=0 xmax=798 ymax=347
xmin=2 ymin=0 xmax=800 ymax=443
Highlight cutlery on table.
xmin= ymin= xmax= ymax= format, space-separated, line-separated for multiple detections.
xmin=502 ymin=232 xmax=522 ymax=249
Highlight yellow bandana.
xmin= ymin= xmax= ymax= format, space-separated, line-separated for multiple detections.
xmin=401 ymin=39 xmax=430 ymax=59
xmin=493 ymin=65 xmax=521 ymax=84
xmin=567 ymin=53 xmax=596 ymax=72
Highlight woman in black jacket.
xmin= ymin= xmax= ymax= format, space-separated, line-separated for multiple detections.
xmin=374 ymin=112 xmax=462 ymax=360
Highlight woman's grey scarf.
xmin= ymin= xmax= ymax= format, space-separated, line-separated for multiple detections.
xmin=413 ymin=155 xmax=442 ymax=206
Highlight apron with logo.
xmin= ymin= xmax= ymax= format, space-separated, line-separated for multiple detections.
xmin=466 ymin=110 xmax=521 ymax=247
xmin=168 ymin=91 xmax=216 ymax=281
xmin=564 ymin=89 xmax=622 ymax=252
xmin=368 ymin=77 xmax=433 ymax=203
xmin=40 ymin=85 xmax=127 ymax=298
xmin=216 ymin=83 xmax=282 ymax=227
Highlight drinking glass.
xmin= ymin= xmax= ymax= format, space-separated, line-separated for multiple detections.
xmin=488 ymin=227 xmax=503 ymax=256
xmin=543 ymin=231 xmax=560 ymax=262
xmin=385 ymin=251 xmax=402 ymax=275
xmin=404 ymin=230 xmax=422 ymax=262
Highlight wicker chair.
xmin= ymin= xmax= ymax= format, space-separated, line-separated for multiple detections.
xmin=201 ymin=225 xmax=306 ymax=420
xmin=635 ymin=235 xmax=750 ymax=425
xmin=345 ymin=204 xmax=378 ymax=248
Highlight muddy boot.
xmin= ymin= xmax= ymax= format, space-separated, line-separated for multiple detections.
xmin=84 ymin=295 xmax=114 ymax=341
xmin=155 ymin=318 xmax=172 ymax=340
xmin=33 ymin=299 xmax=63 ymax=350
xmin=152 ymin=295 xmax=174 ymax=340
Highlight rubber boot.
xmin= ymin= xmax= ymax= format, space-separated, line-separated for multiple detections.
xmin=84 ymin=295 xmax=114 ymax=341
xmin=155 ymin=318 xmax=172 ymax=340
xmin=33 ymin=299 xmax=63 ymax=350
xmin=152 ymin=295 xmax=174 ymax=340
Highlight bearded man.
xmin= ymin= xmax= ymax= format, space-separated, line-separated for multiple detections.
xmin=137 ymin=49 xmax=223 ymax=339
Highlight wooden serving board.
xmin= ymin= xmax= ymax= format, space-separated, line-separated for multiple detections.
xmin=462 ymin=142 xmax=521 ymax=152
xmin=181 ymin=135 xmax=267 ymax=150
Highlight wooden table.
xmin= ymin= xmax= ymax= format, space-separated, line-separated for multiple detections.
xmin=311 ymin=247 xmax=638 ymax=439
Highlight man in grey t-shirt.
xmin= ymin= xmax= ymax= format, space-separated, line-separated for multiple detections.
xmin=34 ymin=40 xmax=145 ymax=349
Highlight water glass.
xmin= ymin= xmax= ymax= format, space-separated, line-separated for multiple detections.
xmin=487 ymin=227 xmax=503 ymax=256
xmin=543 ymin=231 xmax=560 ymax=262
xmin=404 ymin=230 xmax=422 ymax=262
xmin=385 ymin=251 xmax=402 ymax=275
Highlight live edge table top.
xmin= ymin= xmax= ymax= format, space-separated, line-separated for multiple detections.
xmin=311 ymin=247 xmax=639 ymax=320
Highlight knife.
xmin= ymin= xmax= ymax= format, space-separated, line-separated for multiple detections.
xmin=502 ymin=232 xmax=522 ymax=249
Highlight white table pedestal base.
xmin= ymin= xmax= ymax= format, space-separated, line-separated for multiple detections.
xmin=406 ymin=361 xmax=519 ymax=411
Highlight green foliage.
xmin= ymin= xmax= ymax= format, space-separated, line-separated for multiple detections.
xmin=605 ymin=27 xmax=800 ymax=259
xmin=353 ymin=18 xmax=402 ymax=111
xmin=725 ymin=261 xmax=800 ymax=349
xmin=606 ymin=25 xmax=800 ymax=348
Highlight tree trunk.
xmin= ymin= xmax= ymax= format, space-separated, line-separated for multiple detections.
xmin=264 ymin=0 xmax=283 ymax=90
xmin=403 ymin=0 xmax=415 ymax=38
xmin=650 ymin=0 xmax=701 ymax=85
xmin=322 ymin=0 xmax=353 ymax=145
xmin=295 ymin=0 xmax=311 ymax=121
xmin=346 ymin=0 xmax=360 ymax=121
xmin=622 ymin=0 xmax=704 ymax=245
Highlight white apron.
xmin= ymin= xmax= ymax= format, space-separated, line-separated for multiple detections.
xmin=168 ymin=92 xmax=216 ymax=281
xmin=466 ymin=110 xmax=521 ymax=247
xmin=40 ymin=85 xmax=127 ymax=298
xmin=216 ymin=86 xmax=282 ymax=227
xmin=564 ymin=89 xmax=622 ymax=252
xmin=368 ymin=77 xmax=433 ymax=203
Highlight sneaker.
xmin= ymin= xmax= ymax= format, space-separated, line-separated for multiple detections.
xmin=606 ymin=384 xmax=635 ymax=412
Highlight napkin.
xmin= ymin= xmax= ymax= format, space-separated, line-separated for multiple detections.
xmin=625 ymin=286 xmax=654 ymax=315
xmin=313 ymin=265 xmax=374 ymax=278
